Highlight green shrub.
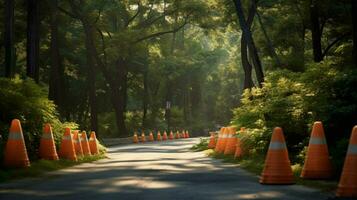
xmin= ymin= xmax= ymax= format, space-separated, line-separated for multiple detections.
xmin=0 ymin=77 xmax=78 ymax=165
xmin=231 ymin=60 xmax=357 ymax=173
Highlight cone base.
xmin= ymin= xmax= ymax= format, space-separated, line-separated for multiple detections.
xmin=40 ymin=155 xmax=59 ymax=160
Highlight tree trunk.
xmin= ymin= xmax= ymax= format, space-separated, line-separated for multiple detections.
xmin=352 ymin=0 xmax=357 ymax=68
xmin=48 ymin=0 xmax=66 ymax=115
xmin=310 ymin=0 xmax=323 ymax=62
xmin=4 ymin=0 xmax=15 ymax=78
xmin=26 ymin=0 xmax=40 ymax=83
xmin=142 ymin=69 xmax=148 ymax=129
xmin=233 ymin=0 xmax=264 ymax=87
xmin=82 ymin=20 xmax=98 ymax=135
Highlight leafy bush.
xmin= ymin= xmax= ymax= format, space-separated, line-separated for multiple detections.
xmin=232 ymin=60 xmax=357 ymax=172
xmin=0 ymin=77 xmax=78 ymax=164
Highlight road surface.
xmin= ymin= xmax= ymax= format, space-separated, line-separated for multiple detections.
xmin=0 ymin=138 xmax=332 ymax=200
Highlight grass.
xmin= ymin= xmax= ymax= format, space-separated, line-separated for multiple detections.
xmin=0 ymin=154 xmax=106 ymax=183
xmin=192 ymin=138 xmax=338 ymax=192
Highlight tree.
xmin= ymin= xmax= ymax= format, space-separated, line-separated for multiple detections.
xmin=26 ymin=0 xmax=40 ymax=83
xmin=309 ymin=0 xmax=323 ymax=62
xmin=4 ymin=0 xmax=15 ymax=78
xmin=233 ymin=0 xmax=264 ymax=87
xmin=353 ymin=0 xmax=357 ymax=68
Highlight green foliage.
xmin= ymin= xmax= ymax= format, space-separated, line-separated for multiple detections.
xmin=232 ymin=60 xmax=357 ymax=171
xmin=0 ymin=77 xmax=77 ymax=163
xmin=191 ymin=138 xmax=209 ymax=151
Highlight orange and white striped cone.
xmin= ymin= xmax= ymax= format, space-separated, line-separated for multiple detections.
xmin=59 ymin=128 xmax=77 ymax=161
xmin=169 ymin=131 xmax=174 ymax=140
xmin=149 ymin=132 xmax=154 ymax=142
xmin=89 ymin=131 xmax=99 ymax=155
xmin=81 ymin=131 xmax=91 ymax=156
xmin=336 ymin=126 xmax=357 ymax=197
xmin=208 ymin=132 xmax=216 ymax=149
xmin=214 ymin=127 xmax=225 ymax=153
xmin=39 ymin=123 xmax=59 ymax=160
xmin=301 ymin=121 xmax=333 ymax=179
xmin=72 ymin=130 xmax=84 ymax=157
xmin=175 ymin=131 xmax=180 ymax=139
xmin=260 ymin=127 xmax=294 ymax=184
xmin=224 ymin=127 xmax=237 ymax=155
xmin=157 ymin=131 xmax=162 ymax=141
xmin=186 ymin=130 xmax=190 ymax=138
xmin=140 ymin=132 xmax=146 ymax=142
xmin=217 ymin=127 xmax=229 ymax=153
xmin=234 ymin=128 xmax=245 ymax=159
xmin=162 ymin=131 xmax=168 ymax=140
xmin=133 ymin=132 xmax=139 ymax=143
xmin=4 ymin=119 xmax=31 ymax=168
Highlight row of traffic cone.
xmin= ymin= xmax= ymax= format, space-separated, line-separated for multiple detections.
xmin=209 ymin=126 xmax=244 ymax=158
xmin=3 ymin=119 xmax=100 ymax=168
xmin=209 ymin=122 xmax=356 ymax=198
xmin=133 ymin=130 xmax=190 ymax=143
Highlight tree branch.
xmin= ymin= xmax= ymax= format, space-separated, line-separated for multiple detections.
xmin=125 ymin=2 xmax=141 ymax=27
xmin=322 ymin=32 xmax=350 ymax=58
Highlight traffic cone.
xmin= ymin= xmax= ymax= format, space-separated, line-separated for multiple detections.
xmin=214 ymin=127 xmax=225 ymax=153
xmin=216 ymin=127 xmax=229 ymax=153
xmin=72 ymin=130 xmax=84 ymax=157
xmin=169 ymin=131 xmax=174 ymax=140
xmin=163 ymin=131 xmax=168 ymax=140
xmin=59 ymin=128 xmax=77 ymax=161
xmin=208 ymin=132 xmax=216 ymax=149
xmin=186 ymin=130 xmax=190 ymax=138
xmin=133 ymin=132 xmax=139 ymax=143
xmin=234 ymin=128 xmax=245 ymax=159
xmin=224 ymin=127 xmax=237 ymax=155
xmin=181 ymin=130 xmax=186 ymax=138
xmin=175 ymin=131 xmax=180 ymax=139
xmin=260 ymin=127 xmax=294 ymax=184
xmin=141 ymin=132 xmax=146 ymax=142
xmin=336 ymin=126 xmax=357 ymax=197
xmin=81 ymin=131 xmax=91 ymax=156
xmin=157 ymin=131 xmax=162 ymax=141
xmin=3 ymin=119 xmax=30 ymax=168
xmin=301 ymin=121 xmax=333 ymax=179
xmin=149 ymin=132 xmax=154 ymax=142
xmin=89 ymin=131 xmax=99 ymax=155
xmin=39 ymin=123 xmax=59 ymax=160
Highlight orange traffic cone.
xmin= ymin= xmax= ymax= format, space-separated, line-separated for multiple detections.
xmin=186 ymin=130 xmax=190 ymax=138
xmin=163 ymin=131 xmax=168 ymax=140
xmin=4 ymin=119 xmax=30 ymax=168
xmin=260 ymin=127 xmax=294 ymax=184
xmin=224 ymin=127 xmax=237 ymax=155
xmin=301 ymin=121 xmax=333 ymax=179
xmin=214 ymin=127 xmax=225 ymax=152
xmin=72 ymin=130 xmax=84 ymax=157
xmin=169 ymin=131 xmax=174 ymax=140
xmin=234 ymin=128 xmax=245 ymax=159
xmin=81 ymin=131 xmax=91 ymax=156
xmin=133 ymin=132 xmax=139 ymax=143
xmin=39 ymin=123 xmax=59 ymax=160
xmin=181 ymin=130 xmax=186 ymax=138
xmin=89 ymin=131 xmax=99 ymax=155
xmin=217 ymin=127 xmax=229 ymax=153
xmin=59 ymin=128 xmax=77 ymax=161
xmin=157 ymin=131 xmax=162 ymax=141
xmin=149 ymin=132 xmax=154 ymax=142
xmin=175 ymin=131 xmax=180 ymax=139
xmin=141 ymin=132 xmax=146 ymax=142
xmin=208 ymin=132 xmax=216 ymax=149
xmin=336 ymin=126 xmax=357 ymax=197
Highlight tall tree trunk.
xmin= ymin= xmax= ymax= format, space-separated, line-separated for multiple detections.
xmin=4 ymin=0 xmax=15 ymax=78
xmin=310 ymin=0 xmax=323 ymax=62
xmin=82 ymin=20 xmax=98 ymax=135
xmin=142 ymin=69 xmax=148 ymax=129
xmin=26 ymin=0 xmax=40 ymax=83
xmin=241 ymin=0 xmax=256 ymax=89
xmin=233 ymin=0 xmax=264 ymax=87
xmin=352 ymin=0 xmax=357 ymax=68
xmin=48 ymin=0 xmax=65 ymax=115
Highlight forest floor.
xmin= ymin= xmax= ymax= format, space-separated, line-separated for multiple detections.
xmin=0 ymin=138 xmax=333 ymax=200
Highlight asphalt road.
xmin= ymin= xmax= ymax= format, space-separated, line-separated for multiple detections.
xmin=0 ymin=138 xmax=332 ymax=200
